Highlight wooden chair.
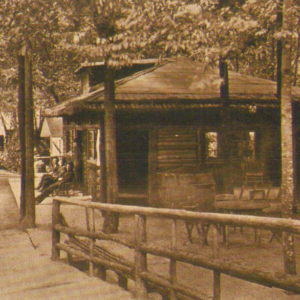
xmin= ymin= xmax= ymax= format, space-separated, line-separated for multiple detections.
xmin=244 ymin=159 xmax=264 ymax=188
xmin=52 ymin=181 xmax=76 ymax=196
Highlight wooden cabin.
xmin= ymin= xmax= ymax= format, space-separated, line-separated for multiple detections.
xmin=45 ymin=57 xmax=300 ymax=207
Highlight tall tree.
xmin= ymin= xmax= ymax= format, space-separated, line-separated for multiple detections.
xmin=18 ymin=46 xmax=35 ymax=227
xmin=0 ymin=0 xmax=84 ymax=226
xmin=280 ymin=0 xmax=297 ymax=274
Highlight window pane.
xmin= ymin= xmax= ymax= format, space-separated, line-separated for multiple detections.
xmin=205 ymin=132 xmax=218 ymax=158
xmin=248 ymin=131 xmax=255 ymax=159
xmin=88 ymin=129 xmax=98 ymax=160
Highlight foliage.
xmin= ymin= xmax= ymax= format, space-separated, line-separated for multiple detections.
xmin=0 ymin=0 xmax=83 ymax=108
xmin=0 ymin=0 xmax=299 ymax=171
xmin=235 ymin=0 xmax=300 ymax=81
xmin=0 ymin=128 xmax=21 ymax=172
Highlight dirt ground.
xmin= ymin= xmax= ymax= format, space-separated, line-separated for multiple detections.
xmin=33 ymin=201 xmax=300 ymax=300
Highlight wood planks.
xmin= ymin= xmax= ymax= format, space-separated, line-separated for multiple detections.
xmin=157 ymin=128 xmax=198 ymax=170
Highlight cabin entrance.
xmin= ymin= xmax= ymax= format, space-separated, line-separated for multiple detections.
xmin=117 ymin=130 xmax=149 ymax=194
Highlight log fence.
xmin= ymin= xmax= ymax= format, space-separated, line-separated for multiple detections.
xmin=52 ymin=196 xmax=300 ymax=300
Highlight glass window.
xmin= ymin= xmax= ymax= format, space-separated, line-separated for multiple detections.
xmin=248 ymin=131 xmax=256 ymax=159
xmin=88 ymin=129 xmax=98 ymax=160
xmin=205 ymin=132 xmax=218 ymax=158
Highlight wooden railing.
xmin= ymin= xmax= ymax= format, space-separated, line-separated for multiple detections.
xmin=52 ymin=196 xmax=300 ymax=300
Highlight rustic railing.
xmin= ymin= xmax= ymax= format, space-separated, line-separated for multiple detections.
xmin=52 ymin=196 xmax=300 ymax=300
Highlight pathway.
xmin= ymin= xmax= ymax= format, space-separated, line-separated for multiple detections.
xmin=0 ymin=176 xmax=19 ymax=229
xmin=0 ymin=172 xmax=135 ymax=300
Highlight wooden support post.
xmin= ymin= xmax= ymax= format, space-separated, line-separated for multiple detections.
xmin=103 ymin=66 xmax=119 ymax=234
xmin=213 ymin=271 xmax=221 ymax=300
xmin=254 ymin=228 xmax=262 ymax=245
xmin=52 ymin=199 xmax=61 ymax=260
xmin=282 ymin=231 xmax=297 ymax=275
xmin=88 ymin=208 xmax=95 ymax=277
xmin=135 ymin=214 xmax=147 ymax=300
xmin=212 ymin=225 xmax=219 ymax=259
xmin=98 ymin=266 xmax=107 ymax=281
xmin=170 ymin=219 xmax=177 ymax=300
xmin=118 ymin=274 xmax=128 ymax=290
xmin=222 ymin=225 xmax=229 ymax=247
xmin=148 ymin=129 xmax=158 ymax=206
xmin=66 ymin=252 xmax=73 ymax=265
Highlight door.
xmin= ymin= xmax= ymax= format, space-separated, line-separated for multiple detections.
xmin=117 ymin=130 xmax=148 ymax=194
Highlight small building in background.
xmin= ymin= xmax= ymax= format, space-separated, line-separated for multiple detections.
xmin=0 ymin=112 xmax=15 ymax=152
xmin=40 ymin=117 xmax=64 ymax=157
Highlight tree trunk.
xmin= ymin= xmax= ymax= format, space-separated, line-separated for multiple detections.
xmin=18 ymin=46 xmax=35 ymax=228
xmin=280 ymin=0 xmax=296 ymax=275
xmin=102 ymin=66 xmax=119 ymax=233
xmin=18 ymin=52 xmax=26 ymax=220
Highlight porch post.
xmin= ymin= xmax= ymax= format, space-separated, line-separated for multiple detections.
xmin=219 ymin=57 xmax=231 ymax=192
xmin=102 ymin=65 xmax=119 ymax=233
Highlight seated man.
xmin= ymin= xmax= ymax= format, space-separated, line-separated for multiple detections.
xmin=36 ymin=162 xmax=74 ymax=204
xmin=35 ymin=157 xmax=60 ymax=191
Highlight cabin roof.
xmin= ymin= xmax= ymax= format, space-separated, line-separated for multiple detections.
xmin=40 ymin=117 xmax=63 ymax=138
xmin=46 ymin=57 xmax=300 ymax=117
xmin=75 ymin=58 xmax=159 ymax=74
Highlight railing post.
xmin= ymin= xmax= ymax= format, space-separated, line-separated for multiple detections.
xmin=52 ymin=199 xmax=61 ymax=261
xmin=96 ymin=210 xmax=106 ymax=280
xmin=170 ymin=218 xmax=177 ymax=300
xmin=212 ymin=224 xmax=219 ymax=259
xmin=282 ymin=231 xmax=297 ymax=275
xmin=87 ymin=207 xmax=95 ymax=277
xmin=213 ymin=271 xmax=221 ymax=300
xmin=97 ymin=209 xmax=106 ymax=281
xmin=135 ymin=214 xmax=147 ymax=300
xmin=118 ymin=274 xmax=128 ymax=290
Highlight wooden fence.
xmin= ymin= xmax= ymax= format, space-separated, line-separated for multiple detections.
xmin=52 ymin=196 xmax=300 ymax=300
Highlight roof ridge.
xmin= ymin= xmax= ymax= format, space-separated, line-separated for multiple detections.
xmin=45 ymin=59 xmax=171 ymax=115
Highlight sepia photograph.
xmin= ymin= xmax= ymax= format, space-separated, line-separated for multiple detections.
xmin=0 ymin=0 xmax=300 ymax=299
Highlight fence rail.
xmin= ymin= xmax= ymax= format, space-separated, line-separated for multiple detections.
xmin=52 ymin=196 xmax=300 ymax=300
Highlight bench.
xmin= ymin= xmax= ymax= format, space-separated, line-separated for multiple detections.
xmin=52 ymin=181 xmax=83 ymax=197
xmin=214 ymin=186 xmax=281 ymax=244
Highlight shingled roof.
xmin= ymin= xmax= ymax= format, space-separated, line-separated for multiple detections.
xmin=46 ymin=57 xmax=300 ymax=117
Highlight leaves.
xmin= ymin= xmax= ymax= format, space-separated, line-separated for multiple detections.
xmin=0 ymin=0 xmax=299 ymax=111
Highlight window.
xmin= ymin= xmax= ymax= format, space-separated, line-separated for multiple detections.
xmin=88 ymin=129 xmax=98 ymax=160
xmin=0 ymin=136 xmax=4 ymax=152
xmin=238 ymin=131 xmax=256 ymax=159
xmin=248 ymin=131 xmax=256 ymax=159
xmin=205 ymin=132 xmax=218 ymax=158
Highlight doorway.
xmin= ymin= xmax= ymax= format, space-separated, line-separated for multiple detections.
xmin=117 ymin=130 xmax=148 ymax=194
